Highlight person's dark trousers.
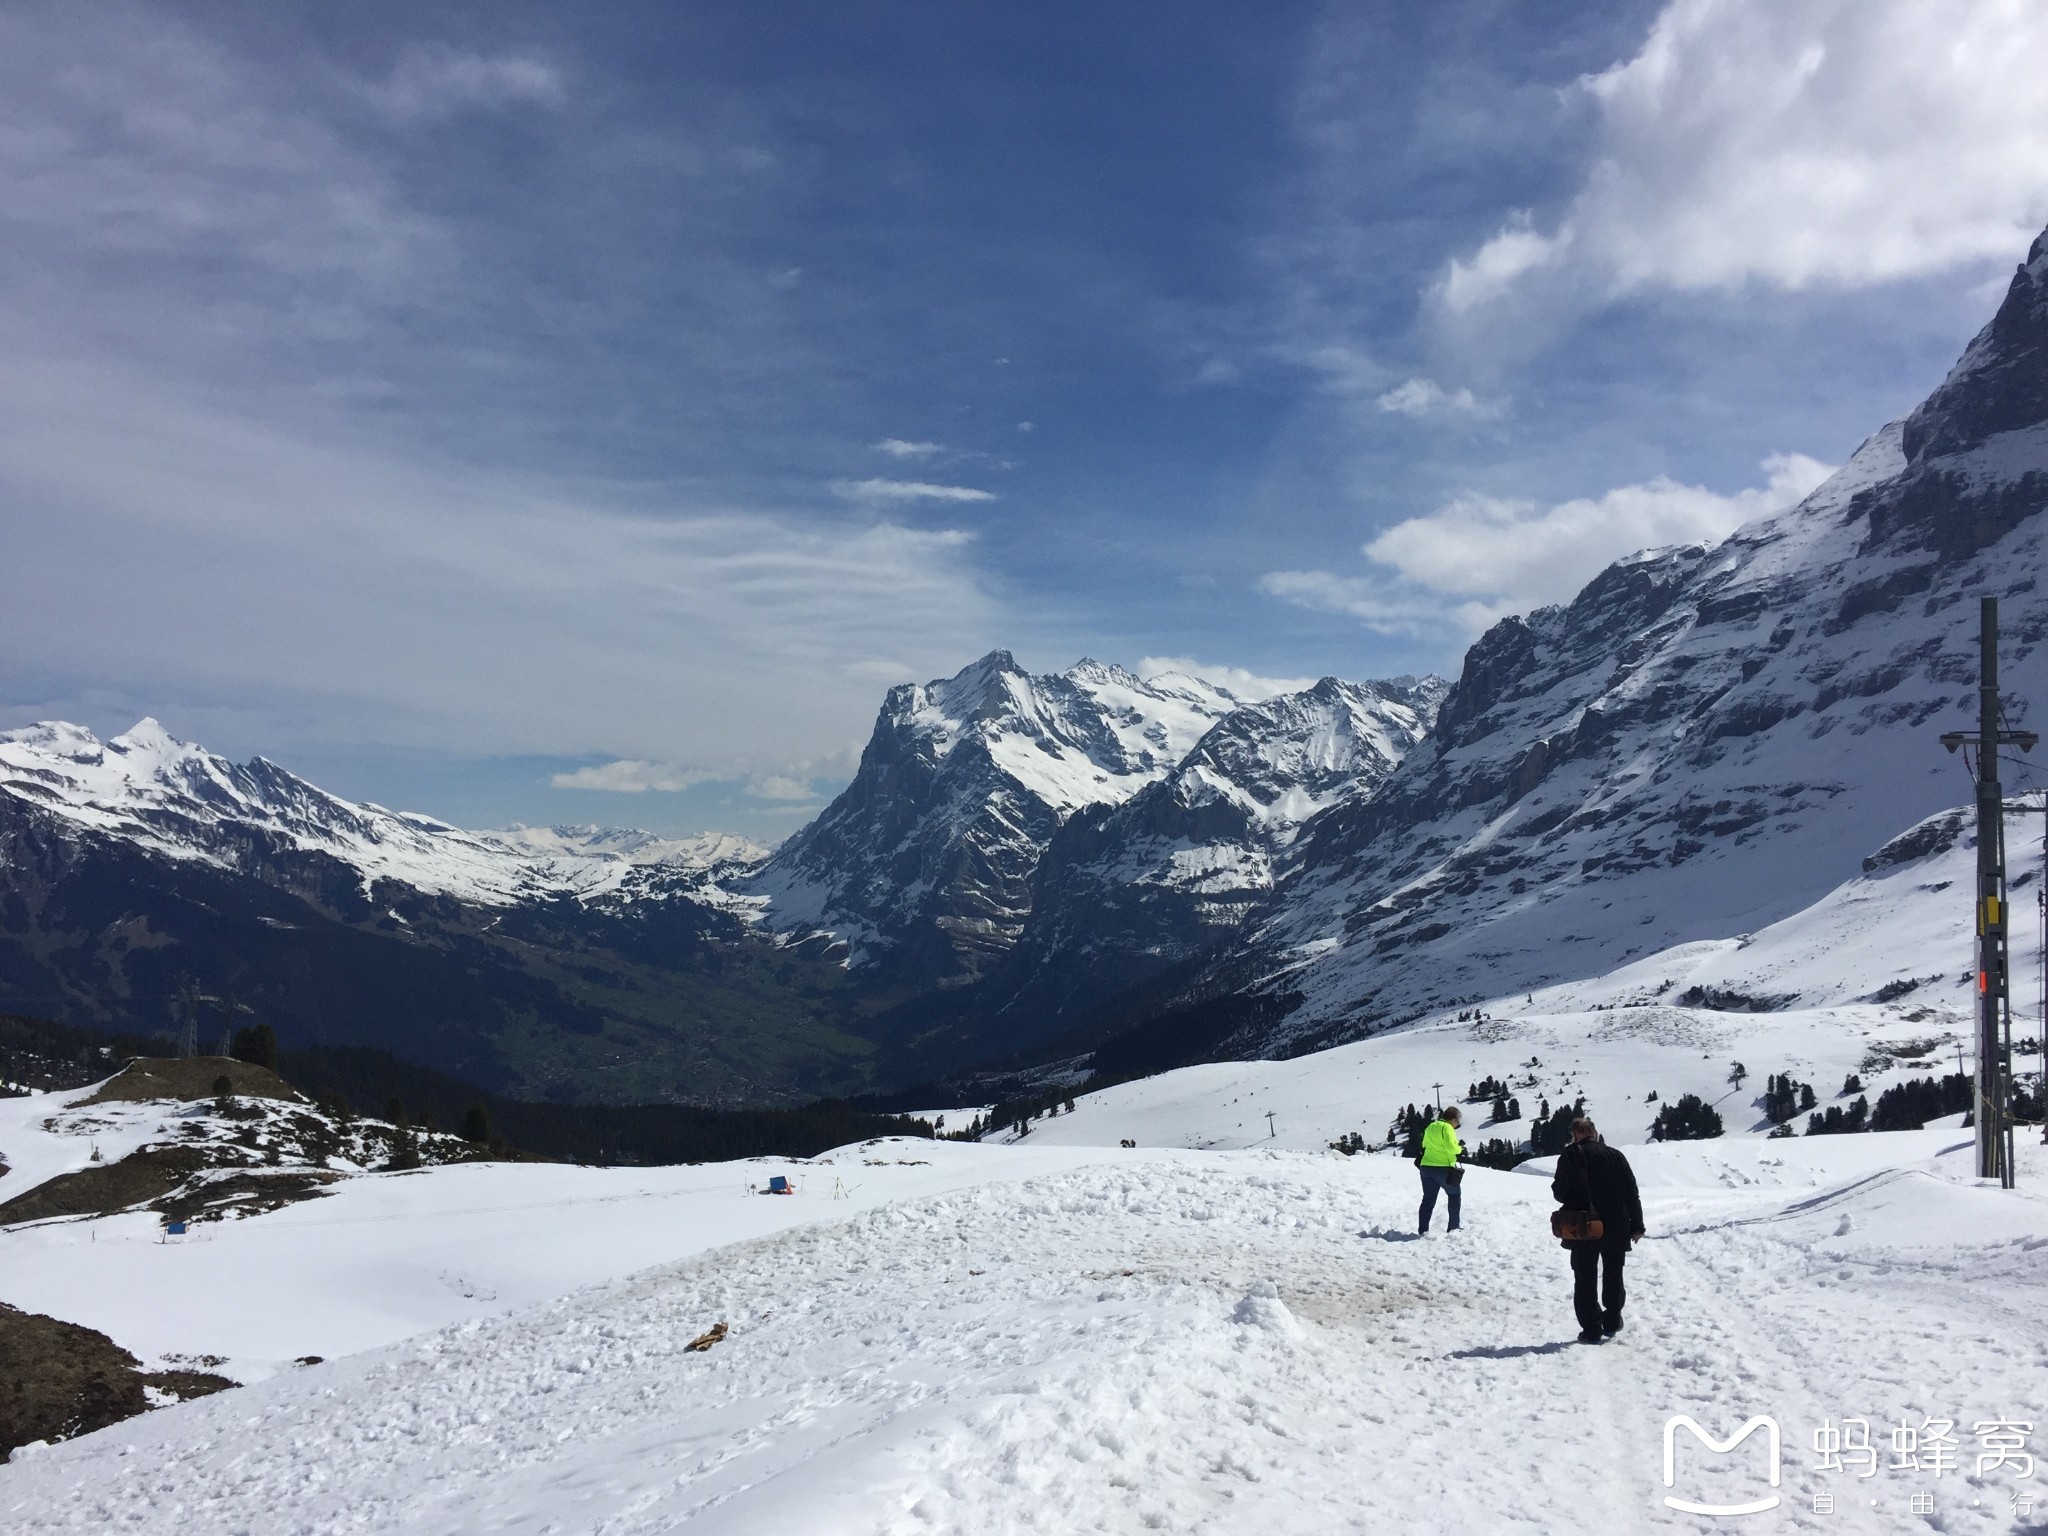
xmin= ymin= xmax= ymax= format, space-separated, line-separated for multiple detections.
xmin=1417 ymin=1166 xmax=1461 ymax=1232
xmin=1571 ymin=1243 xmax=1627 ymax=1332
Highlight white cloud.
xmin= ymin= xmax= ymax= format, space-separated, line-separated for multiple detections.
xmin=1440 ymin=0 xmax=2048 ymax=312
xmin=1262 ymin=452 xmax=1834 ymax=635
xmin=1368 ymin=453 xmax=1832 ymax=604
xmin=370 ymin=44 xmax=565 ymax=122
xmin=1374 ymin=378 xmax=1498 ymax=420
xmin=831 ymin=478 xmax=996 ymax=504
xmin=0 ymin=355 xmax=1002 ymax=772
xmin=1435 ymin=214 xmax=1561 ymax=315
xmin=0 ymin=7 xmax=1036 ymax=829
xmin=0 ymin=11 xmax=444 ymax=293
xmin=1294 ymin=344 xmax=1384 ymax=398
xmin=1015 ymin=421 xmax=1035 ymax=433
xmin=745 ymin=774 xmax=814 ymax=801
xmin=1254 ymin=572 xmax=1491 ymax=638
xmin=550 ymin=760 xmax=711 ymax=793
xmin=872 ymin=438 xmax=943 ymax=459
xmin=1138 ymin=657 xmax=1319 ymax=703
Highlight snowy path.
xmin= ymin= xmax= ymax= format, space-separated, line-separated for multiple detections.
xmin=8 ymin=1133 xmax=2047 ymax=1533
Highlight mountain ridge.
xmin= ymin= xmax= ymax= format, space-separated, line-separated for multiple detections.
xmin=5 ymin=220 xmax=2045 ymax=1104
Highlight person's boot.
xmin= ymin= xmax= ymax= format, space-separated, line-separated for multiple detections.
xmin=1602 ymin=1315 xmax=1623 ymax=1336
xmin=1576 ymin=1329 xmax=1603 ymax=1345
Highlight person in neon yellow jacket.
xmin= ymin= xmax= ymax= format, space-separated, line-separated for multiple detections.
xmin=1417 ymin=1105 xmax=1464 ymax=1234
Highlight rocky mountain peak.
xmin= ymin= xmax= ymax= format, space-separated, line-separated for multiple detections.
xmin=753 ymin=652 xmax=1257 ymax=980
xmin=1901 ymin=221 xmax=2048 ymax=464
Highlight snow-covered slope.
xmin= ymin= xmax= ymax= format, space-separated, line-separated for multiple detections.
xmin=5 ymin=1114 xmax=2042 ymax=1533
xmin=0 ymin=719 xmax=765 ymax=910
xmin=1232 ymin=225 xmax=2048 ymax=1049
xmin=749 ymin=653 xmax=1252 ymax=981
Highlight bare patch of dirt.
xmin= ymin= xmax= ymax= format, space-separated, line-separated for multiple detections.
xmin=155 ymin=1168 xmax=341 ymax=1224
xmin=0 ymin=1303 xmax=234 ymax=1457
xmin=2 ymin=1149 xmax=344 ymax=1227
xmin=82 ymin=1056 xmax=306 ymax=1106
xmin=0 ymin=1145 xmax=208 ymax=1225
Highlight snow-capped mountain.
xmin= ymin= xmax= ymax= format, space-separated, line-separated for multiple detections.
xmin=0 ymin=721 xmax=831 ymax=1101
xmin=1222 ymin=223 xmax=2048 ymax=1053
xmin=8 ymin=224 xmax=2044 ymax=1104
xmin=0 ymin=719 xmax=765 ymax=909
xmin=747 ymin=652 xmax=1253 ymax=982
xmin=981 ymin=675 xmax=1448 ymax=1028
xmin=488 ymin=823 xmax=767 ymax=869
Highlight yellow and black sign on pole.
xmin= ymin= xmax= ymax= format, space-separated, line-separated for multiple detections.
xmin=1942 ymin=596 xmax=2038 ymax=1188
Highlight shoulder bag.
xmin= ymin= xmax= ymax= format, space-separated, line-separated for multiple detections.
xmin=1549 ymin=1143 xmax=1605 ymax=1242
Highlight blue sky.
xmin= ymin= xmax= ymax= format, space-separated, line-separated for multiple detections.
xmin=5 ymin=1 xmax=2048 ymax=838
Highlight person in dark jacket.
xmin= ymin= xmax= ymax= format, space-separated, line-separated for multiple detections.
xmin=1550 ymin=1117 xmax=1644 ymax=1343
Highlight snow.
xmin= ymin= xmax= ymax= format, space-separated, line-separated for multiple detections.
xmin=0 ymin=1117 xmax=1123 ymax=1385
xmin=1247 ymin=388 xmax=2048 ymax=1041
xmin=1010 ymin=997 xmax=1981 ymax=1157
xmin=6 ymin=865 xmax=2045 ymax=1533
xmin=0 ymin=1090 xmax=166 ymax=1199
xmin=935 ymin=656 xmax=1245 ymax=816
xmin=0 ymin=721 xmax=766 ymax=911
xmin=3 ymin=770 xmax=2044 ymax=1528
xmin=5 ymin=1122 xmax=2045 ymax=1533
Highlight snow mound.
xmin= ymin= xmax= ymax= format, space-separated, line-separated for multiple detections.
xmin=1229 ymin=1278 xmax=1304 ymax=1341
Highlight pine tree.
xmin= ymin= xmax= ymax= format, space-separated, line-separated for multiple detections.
xmin=1806 ymin=1095 xmax=1871 ymax=1136
xmin=1869 ymin=1073 xmax=1971 ymax=1131
xmin=230 ymin=1023 xmax=279 ymax=1072
xmin=460 ymin=1102 xmax=494 ymax=1146
xmin=1469 ymin=1137 xmax=1520 ymax=1171
xmin=1651 ymin=1094 xmax=1723 ymax=1141
xmin=1761 ymin=1072 xmax=1811 ymax=1124
xmin=385 ymin=1127 xmax=422 ymax=1171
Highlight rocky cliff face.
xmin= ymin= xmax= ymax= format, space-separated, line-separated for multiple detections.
xmin=1227 ymin=226 xmax=2048 ymax=1052
xmin=747 ymin=652 xmax=1247 ymax=986
xmin=978 ymin=675 xmax=1447 ymax=1029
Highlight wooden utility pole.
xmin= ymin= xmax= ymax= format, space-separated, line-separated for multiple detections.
xmin=1941 ymin=598 xmax=2038 ymax=1186
xmin=1265 ymin=1110 xmax=1277 ymax=1140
